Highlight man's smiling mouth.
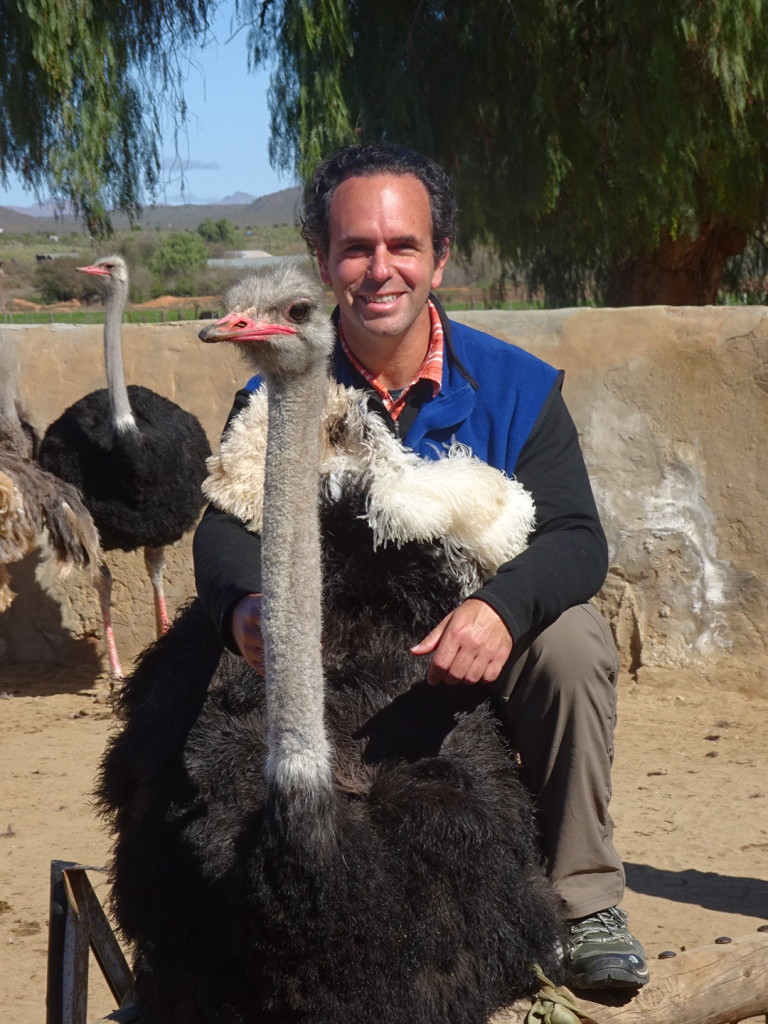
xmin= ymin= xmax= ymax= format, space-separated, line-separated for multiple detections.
xmin=361 ymin=294 xmax=401 ymax=305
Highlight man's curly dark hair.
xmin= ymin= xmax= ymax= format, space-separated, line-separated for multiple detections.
xmin=300 ymin=143 xmax=456 ymax=261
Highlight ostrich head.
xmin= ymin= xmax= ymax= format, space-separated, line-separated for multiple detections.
xmin=77 ymin=255 xmax=129 ymax=295
xmin=199 ymin=261 xmax=333 ymax=378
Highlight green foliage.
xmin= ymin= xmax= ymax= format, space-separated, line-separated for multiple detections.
xmin=33 ymin=257 xmax=99 ymax=304
xmin=148 ymin=232 xmax=209 ymax=277
xmin=115 ymin=232 xmax=162 ymax=271
xmin=0 ymin=220 xmax=308 ymax=308
xmin=125 ymin=262 xmax=156 ymax=304
xmin=1 ymin=0 xmax=217 ymax=235
xmin=197 ymin=217 xmax=236 ymax=244
xmin=248 ymin=0 xmax=768 ymax=304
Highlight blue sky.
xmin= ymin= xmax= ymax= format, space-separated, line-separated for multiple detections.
xmin=0 ymin=3 xmax=292 ymax=209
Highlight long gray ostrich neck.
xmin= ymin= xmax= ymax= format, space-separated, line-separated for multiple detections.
xmin=0 ymin=340 xmax=29 ymax=454
xmin=0 ymin=360 xmax=17 ymax=442
xmin=103 ymin=277 xmax=137 ymax=432
xmin=261 ymin=361 xmax=332 ymax=798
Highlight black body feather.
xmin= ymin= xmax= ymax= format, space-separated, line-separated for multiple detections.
xmin=39 ymin=385 xmax=211 ymax=550
xmin=98 ymin=478 xmax=564 ymax=1024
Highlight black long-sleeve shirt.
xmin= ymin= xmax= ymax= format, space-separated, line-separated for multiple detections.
xmin=194 ymin=310 xmax=607 ymax=652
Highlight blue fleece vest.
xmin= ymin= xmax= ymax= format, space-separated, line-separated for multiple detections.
xmin=245 ymin=318 xmax=559 ymax=477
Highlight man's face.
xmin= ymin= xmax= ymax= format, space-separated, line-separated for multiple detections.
xmin=317 ymin=173 xmax=449 ymax=352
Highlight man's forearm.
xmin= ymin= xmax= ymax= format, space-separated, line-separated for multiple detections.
xmin=193 ymin=503 xmax=263 ymax=648
xmin=472 ymin=521 xmax=608 ymax=647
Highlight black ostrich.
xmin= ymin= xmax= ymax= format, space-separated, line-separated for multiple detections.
xmin=38 ymin=256 xmax=211 ymax=676
xmin=97 ymin=261 xmax=564 ymax=1024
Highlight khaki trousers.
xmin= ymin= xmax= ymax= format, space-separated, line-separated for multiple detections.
xmin=493 ymin=603 xmax=625 ymax=920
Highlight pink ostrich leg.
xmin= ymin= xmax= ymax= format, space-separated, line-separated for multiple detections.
xmin=144 ymin=546 xmax=170 ymax=635
xmin=95 ymin=563 xmax=123 ymax=679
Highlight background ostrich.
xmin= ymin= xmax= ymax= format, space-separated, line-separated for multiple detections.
xmin=38 ymin=256 xmax=211 ymax=677
xmin=0 ymin=334 xmax=102 ymax=615
xmin=97 ymin=261 xmax=564 ymax=1024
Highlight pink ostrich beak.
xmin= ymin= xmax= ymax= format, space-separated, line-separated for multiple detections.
xmin=76 ymin=264 xmax=111 ymax=276
xmin=198 ymin=312 xmax=298 ymax=344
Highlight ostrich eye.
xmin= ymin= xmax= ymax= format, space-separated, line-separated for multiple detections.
xmin=286 ymin=301 xmax=312 ymax=324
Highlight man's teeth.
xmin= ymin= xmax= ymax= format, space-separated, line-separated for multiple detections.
xmin=365 ymin=294 xmax=399 ymax=304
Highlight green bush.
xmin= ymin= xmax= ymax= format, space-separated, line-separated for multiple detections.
xmin=197 ymin=217 xmax=235 ymax=245
xmin=148 ymin=232 xmax=209 ymax=277
xmin=126 ymin=263 xmax=155 ymax=303
xmin=33 ymin=257 xmax=101 ymax=304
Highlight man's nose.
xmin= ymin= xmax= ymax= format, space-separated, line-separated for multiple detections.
xmin=367 ymin=245 xmax=392 ymax=280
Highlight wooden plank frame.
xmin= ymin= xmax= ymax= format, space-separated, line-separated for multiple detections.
xmin=45 ymin=859 xmax=768 ymax=1024
xmin=45 ymin=861 xmax=133 ymax=1024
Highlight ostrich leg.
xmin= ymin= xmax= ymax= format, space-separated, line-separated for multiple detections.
xmin=95 ymin=563 xmax=123 ymax=679
xmin=144 ymin=546 xmax=170 ymax=635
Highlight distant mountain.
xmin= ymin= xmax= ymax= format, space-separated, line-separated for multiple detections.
xmin=0 ymin=187 xmax=302 ymax=233
xmin=126 ymin=187 xmax=302 ymax=230
xmin=2 ymin=198 xmax=79 ymax=218
xmin=160 ymin=190 xmax=257 ymax=206
xmin=0 ymin=206 xmax=44 ymax=231
xmin=219 ymin=191 xmax=258 ymax=205
xmin=3 ymin=188 xmax=269 ymax=216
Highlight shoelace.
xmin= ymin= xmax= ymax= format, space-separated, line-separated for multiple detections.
xmin=569 ymin=908 xmax=631 ymax=941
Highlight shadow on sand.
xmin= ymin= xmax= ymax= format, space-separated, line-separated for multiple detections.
xmin=625 ymin=860 xmax=768 ymax=923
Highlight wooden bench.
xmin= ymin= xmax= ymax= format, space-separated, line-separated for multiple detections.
xmin=46 ymin=861 xmax=768 ymax=1024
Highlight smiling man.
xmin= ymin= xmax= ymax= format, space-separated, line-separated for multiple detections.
xmin=193 ymin=142 xmax=648 ymax=992
xmin=317 ymin=172 xmax=449 ymax=379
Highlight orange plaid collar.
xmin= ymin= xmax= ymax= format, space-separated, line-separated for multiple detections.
xmin=338 ymin=300 xmax=444 ymax=420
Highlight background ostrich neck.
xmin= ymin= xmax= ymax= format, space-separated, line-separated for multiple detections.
xmin=0 ymin=349 xmax=27 ymax=452
xmin=261 ymin=366 xmax=332 ymax=794
xmin=104 ymin=281 xmax=137 ymax=432
xmin=0 ymin=366 xmax=14 ymax=420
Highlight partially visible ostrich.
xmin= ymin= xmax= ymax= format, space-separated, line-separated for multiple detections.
xmin=0 ymin=335 xmax=102 ymax=614
xmin=98 ymin=261 xmax=564 ymax=1024
xmin=38 ymin=256 xmax=211 ymax=676
xmin=0 ymin=334 xmax=37 ymax=460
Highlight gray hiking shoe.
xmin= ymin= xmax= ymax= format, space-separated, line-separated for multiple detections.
xmin=564 ymin=907 xmax=649 ymax=990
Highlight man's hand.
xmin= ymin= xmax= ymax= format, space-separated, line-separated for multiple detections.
xmin=231 ymin=593 xmax=265 ymax=673
xmin=410 ymin=598 xmax=513 ymax=686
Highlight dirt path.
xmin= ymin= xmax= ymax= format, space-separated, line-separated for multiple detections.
xmin=1 ymin=663 xmax=767 ymax=1022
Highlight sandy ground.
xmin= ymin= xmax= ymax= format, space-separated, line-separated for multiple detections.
xmin=1 ymin=660 xmax=767 ymax=1023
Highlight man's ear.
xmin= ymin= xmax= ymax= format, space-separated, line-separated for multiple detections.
xmin=431 ymin=240 xmax=451 ymax=289
xmin=317 ymin=251 xmax=332 ymax=286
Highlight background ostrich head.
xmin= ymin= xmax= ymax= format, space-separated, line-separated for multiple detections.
xmin=199 ymin=260 xmax=333 ymax=377
xmin=77 ymin=255 xmax=129 ymax=294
